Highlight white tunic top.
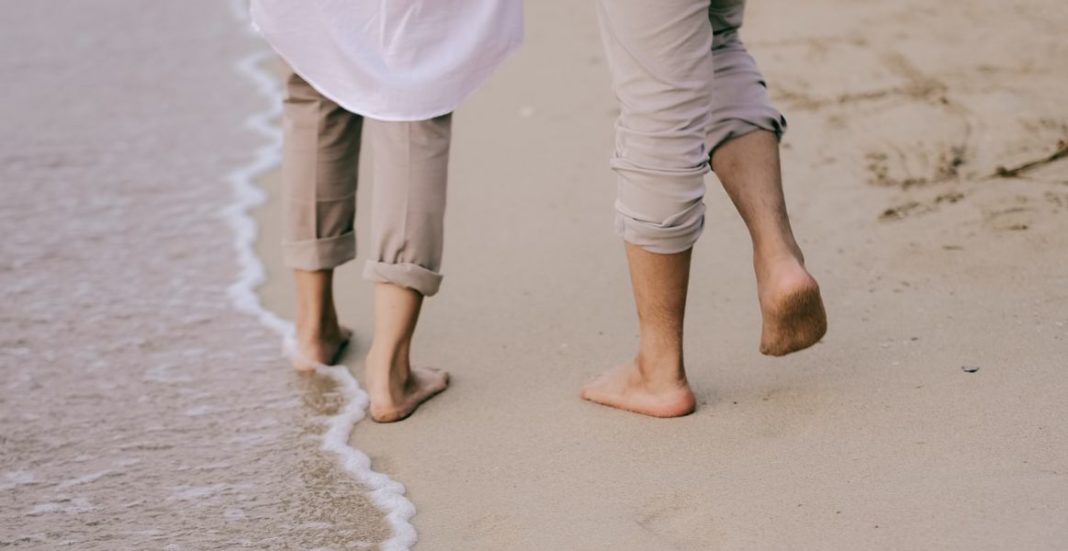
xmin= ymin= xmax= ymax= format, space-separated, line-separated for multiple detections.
xmin=251 ymin=1 xmax=523 ymax=121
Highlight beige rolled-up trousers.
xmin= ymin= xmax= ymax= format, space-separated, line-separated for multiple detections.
xmin=281 ymin=70 xmax=451 ymax=296
xmin=597 ymin=0 xmax=786 ymax=254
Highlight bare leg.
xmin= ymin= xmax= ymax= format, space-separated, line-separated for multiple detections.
xmin=581 ymin=244 xmax=697 ymax=417
xmin=291 ymin=269 xmax=352 ymax=371
xmin=364 ymin=283 xmax=449 ymax=423
xmin=711 ymin=130 xmax=827 ymax=355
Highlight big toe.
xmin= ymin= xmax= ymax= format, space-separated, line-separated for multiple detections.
xmin=418 ymin=366 xmax=449 ymax=389
xmin=370 ymin=368 xmax=449 ymax=423
xmin=579 ymin=369 xmax=621 ymax=402
xmin=579 ymin=382 xmax=603 ymax=403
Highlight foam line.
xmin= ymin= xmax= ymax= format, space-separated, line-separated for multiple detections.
xmin=224 ymin=2 xmax=418 ymax=549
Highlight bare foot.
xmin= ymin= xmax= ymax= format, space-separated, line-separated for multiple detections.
xmin=367 ymin=365 xmax=449 ymax=423
xmin=756 ymin=255 xmax=827 ymax=356
xmin=581 ymin=362 xmax=695 ymax=418
xmin=288 ymin=326 xmax=353 ymax=372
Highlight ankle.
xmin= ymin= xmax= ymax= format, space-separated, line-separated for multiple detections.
xmin=366 ymin=342 xmax=411 ymax=378
xmin=296 ymin=317 xmax=340 ymax=342
xmin=753 ymin=237 xmax=803 ymax=265
xmin=634 ymin=352 xmax=687 ymax=389
xmin=757 ymin=244 xmax=801 ymax=262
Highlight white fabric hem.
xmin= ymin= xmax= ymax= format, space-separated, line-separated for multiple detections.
xmin=268 ymin=35 xmax=522 ymax=122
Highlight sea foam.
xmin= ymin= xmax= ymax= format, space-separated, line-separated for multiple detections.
xmin=223 ymin=2 xmax=418 ymax=549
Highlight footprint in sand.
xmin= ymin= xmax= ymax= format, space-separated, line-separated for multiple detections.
xmin=985 ymin=206 xmax=1035 ymax=232
xmin=637 ymin=493 xmax=722 ymax=550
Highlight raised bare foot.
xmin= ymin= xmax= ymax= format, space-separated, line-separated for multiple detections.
xmin=581 ymin=362 xmax=695 ymax=418
xmin=287 ymin=326 xmax=353 ymax=372
xmin=756 ymin=254 xmax=827 ymax=356
xmin=366 ymin=364 xmax=449 ymax=423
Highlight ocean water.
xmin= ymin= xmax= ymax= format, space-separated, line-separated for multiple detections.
xmin=0 ymin=1 xmax=405 ymax=548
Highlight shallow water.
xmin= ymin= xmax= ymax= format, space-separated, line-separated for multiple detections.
xmin=0 ymin=1 xmax=389 ymax=548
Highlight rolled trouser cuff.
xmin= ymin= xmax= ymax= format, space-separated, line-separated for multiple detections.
xmin=615 ymin=200 xmax=705 ymax=254
xmin=612 ymin=156 xmax=707 ymax=254
xmin=706 ymin=41 xmax=788 ymax=156
xmin=282 ymin=231 xmax=356 ymax=271
xmin=363 ymin=260 xmax=443 ymax=297
xmin=707 ymin=114 xmax=786 ymax=157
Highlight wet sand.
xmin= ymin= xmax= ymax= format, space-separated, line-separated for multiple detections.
xmin=1 ymin=1 xmax=390 ymax=548
xmin=251 ymin=0 xmax=1068 ymax=549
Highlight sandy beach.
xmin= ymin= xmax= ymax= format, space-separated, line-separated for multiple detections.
xmin=253 ymin=0 xmax=1068 ymax=549
xmin=2 ymin=0 xmax=1066 ymax=549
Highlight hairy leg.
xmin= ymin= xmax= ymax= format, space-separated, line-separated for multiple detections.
xmin=581 ymin=243 xmax=696 ymax=417
xmin=711 ymin=130 xmax=827 ymax=355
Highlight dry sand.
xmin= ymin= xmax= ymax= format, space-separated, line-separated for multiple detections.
xmin=255 ymin=0 xmax=1068 ymax=549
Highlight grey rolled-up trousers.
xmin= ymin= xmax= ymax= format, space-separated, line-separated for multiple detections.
xmin=281 ymin=70 xmax=451 ymax=296
xmin=597 ymin=0 xmax=786 ymax=254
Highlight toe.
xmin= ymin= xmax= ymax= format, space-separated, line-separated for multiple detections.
xmin=422 ymin=367 xmax=449 ymax=389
